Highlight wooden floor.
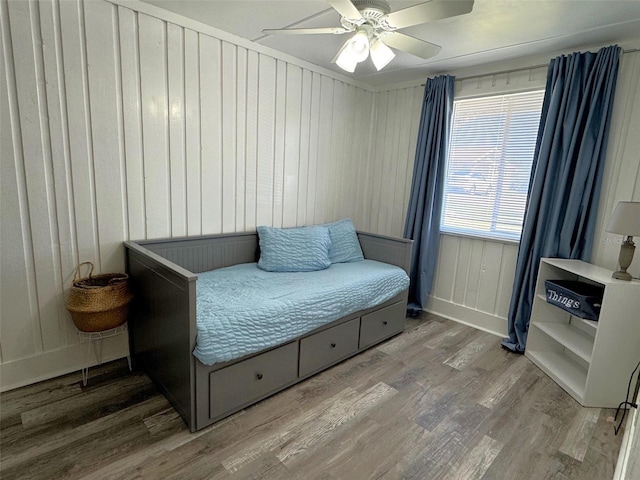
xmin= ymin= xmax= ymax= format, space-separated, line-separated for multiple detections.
xmin=1 ymin=314 xmax=626 ymax=480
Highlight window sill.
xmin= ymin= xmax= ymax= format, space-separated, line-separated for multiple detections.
xmin=439 ymin=230 xmax=521 ymax=246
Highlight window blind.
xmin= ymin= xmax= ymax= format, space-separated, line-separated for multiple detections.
xmin=441 ymin=90 xmax=545 ymax=241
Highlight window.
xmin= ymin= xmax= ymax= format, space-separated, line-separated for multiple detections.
xmin=441 ymin=90 xmax=545 ymax=241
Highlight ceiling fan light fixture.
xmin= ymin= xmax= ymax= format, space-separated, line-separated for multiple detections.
xmin=347 ymin=29 xmax=370 ymax=62
xmin=335 ymin=39 xmax=358 ymax=72
xmin=334 ymin=29 xmax=370 ymax=72
xmin=370 ymin=38 xmax=395 ymax=70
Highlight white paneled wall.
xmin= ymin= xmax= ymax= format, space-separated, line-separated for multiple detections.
xmin=0 ymin=0 xmax=375 ymax=390
xmin=366 ymin=58 xmax=639 ymax=336
xmin=367 ymin=68 xmax=548 ymax=335
xmin=2 ymin=0 xmax=638 ymax=391
xmin=365 ymin=86 xmax=423 ymax=235
xmin=592 ymin=50 xmax=640 ymax=275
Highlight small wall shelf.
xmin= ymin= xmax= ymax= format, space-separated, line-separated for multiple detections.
xmin=525 ymin=258 xmax=640 ymax=408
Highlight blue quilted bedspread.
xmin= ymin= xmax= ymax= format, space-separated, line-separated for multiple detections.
xmin=193 ymin=260 xmax=409 ymax=365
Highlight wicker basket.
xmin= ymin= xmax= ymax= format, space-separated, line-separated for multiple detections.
xmin=66 ymin=262 xmax=133 ymax=332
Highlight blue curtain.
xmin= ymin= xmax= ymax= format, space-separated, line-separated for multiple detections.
xmin=502 ymin=45 xmax=621 ymax=353
xmin=403 ymin=75 xmax=455 ymax=315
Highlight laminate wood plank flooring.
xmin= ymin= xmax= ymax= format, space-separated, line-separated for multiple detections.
xmin=0 ymin=314 xmax=627 ymax=480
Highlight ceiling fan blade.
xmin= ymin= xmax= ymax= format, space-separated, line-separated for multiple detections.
xmin=262 ymin=27 xmax=349 ymax=35
xmin=385 ymin=0 xmax=474 ymax=29
xmin=327 ymin=0 xmax=363 ymax=21
xmin=382 ymin=32 xmax=441 ymax=60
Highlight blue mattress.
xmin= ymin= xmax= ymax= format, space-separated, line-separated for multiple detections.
xmin=193 ymin=260 xmax=409 ymax=365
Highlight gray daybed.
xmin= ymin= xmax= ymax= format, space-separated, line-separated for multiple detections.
xmin=124 ymin=231 xmax=412 ymax=432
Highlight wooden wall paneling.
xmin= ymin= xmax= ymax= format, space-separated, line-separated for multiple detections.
xmin=405 ymin=89 xmax=423 ymax=225
xmin=305 ymin=72 xmax=322 ymax=225
xmin=0 ymin=1 xmax=39 ymax=361
xmin=314 ymin=75 xmax=334 ymax=223
xmin=244 ymin=50 xmax=259 ymax=231
xmin=342 ymin=85 xmax=365 ymax=223
xmin=199 ymin=33 xmax=222 ymax=234
xmin=371 ymin=90 xmax=395 ymax=233
xmin=184 ymin=28 xmax=201 ymax=236
xmin=84 ymin=0 xmax=128 ymax=273
xmin=463 ymin=240 xmax=485 ymax=309
xmin=8 ymin=0 xmax=65 ymax=352
xmin=384 ymin=87 xmax=400 ymax=235
xmin=389 ymin=88 xmax=413 ymax=237
xmin=118 ymin=7 xmax=146 ymax=241
xmin=452 ymin=237 xmax=473 ymax=305
xmin=351 ymin=86 xmax=370 ymax=223
xmin=330 ymin=79 xmax=348 ymax=223
xmin=365 ymin=87 xmax=378 ymax=228
xmin=322 ymin=77 xmax=337 ymax=222
xmin=389 ymin=85 xmax=416 ymax=236
xmin=282 ymin=64 xmax=302 ymax=228
xmin=355 ymin=88 xmax=375 ymax=231
xmin=38 ymin=0 xmax=81 ymax=346
xmin=433 ymin=235 xmax=459 ymax=301
xmin=609 ymin=53 xmax=640 ymax=275
xmin=455 ymin=66 xmax=547 ymax=99
xmin=58 ymin=0 xmax=100 ymax=268
xmin=345 ymin=84 xmax=362 ymax=222
xmin=378 ymin=90 xmax=393 ymax=233
xmin=221 ymin=41 xmax=237 ymax=233
xmin=328 ymin=81 xmax=346 ymax=222
xmin=389 ymin=88 xmax=406 ymax=234
xmin=402 ymin=86 xmax=423 ymax=236
xmin=494 ymin=244 xmax=518 ymax=318
xmin=296 ymin=69 xmax=313 ymax=227
xmin=167 ymin=22 xmax=187 ymax=238
xmin=340 ymin=82 xmax=355 ymax=221
xmin=256 ymin=54 xmax=276 ymax=227
xmin=476 ymin=242 xmax=504 ymax=314
xmin=350 ymin=87 xmax=366 ymax=227
xmin=235 ymin=46 xmax=248 ymax=232
xmin=272 ymin=60 xmax=287 ymax=227
xmin=137 ymin=13 xmax=170 ymax=239
xmin=368 ymin=90 xmax=388 ymax=233
xmin=380 ymin=88 xmax=401 ymax=235
xmin=592 ymin=51 xmax=640 ymax=276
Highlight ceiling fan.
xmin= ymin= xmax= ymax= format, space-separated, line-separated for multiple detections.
xmin=262 ymin=0 xmax=474 ymax=73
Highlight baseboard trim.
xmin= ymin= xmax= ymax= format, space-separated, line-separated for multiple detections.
xmin=424 ymin=296 xmax=508 ymax=338
xmin=0 ymin=332 xmax=128 ymax=392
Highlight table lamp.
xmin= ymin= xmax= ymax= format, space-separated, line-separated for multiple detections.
xmin=606 ymin=201 xmax=640 ymax=281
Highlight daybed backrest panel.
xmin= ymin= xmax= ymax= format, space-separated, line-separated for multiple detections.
xmin=138 ymin=233 xmax=259 ymax=273
xmin=357 ymin=232 xmax=412 ymax=274
xmin=136 ymin=231 xmax=412 ymax=275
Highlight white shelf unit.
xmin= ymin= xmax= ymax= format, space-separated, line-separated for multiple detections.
xmin=525 ymin=258 xmax=640 ymax=408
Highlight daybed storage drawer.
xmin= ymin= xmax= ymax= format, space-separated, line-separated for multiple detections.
xmin=359 ymin=301 xmax=406 ymax=349
xmin=208 ymin=341 xmax=297 ymax=419
xmin=299 ymin=318 xmax=360 ymax=377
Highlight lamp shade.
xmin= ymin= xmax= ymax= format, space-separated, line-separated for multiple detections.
xmin=335 ymin=41 xmax=358 ymax=73
xmin=347 ymin=30 xmax=370 ymax=63
xmin=606 ymin=201 xmax=640 ymax=236
xmin=334 ymin=30 xmax=371 ymax=73
xmin=370 ymin=39 xmax=395 ymax=71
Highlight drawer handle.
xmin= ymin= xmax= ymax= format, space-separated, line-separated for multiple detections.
xmin=330 ymin=343 xmax=336 ymax=348
xmin=256 ymin=372 xmax=263 ymax=380
xmin=383 ymin=321 xmax=388 ymax=326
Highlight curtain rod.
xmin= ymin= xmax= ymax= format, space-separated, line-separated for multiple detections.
xmin=420 ymin=47 xmax=639 ymax=86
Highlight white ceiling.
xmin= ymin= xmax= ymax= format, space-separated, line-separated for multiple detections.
xmin=141 ymin=0 xmax=640 ymax=86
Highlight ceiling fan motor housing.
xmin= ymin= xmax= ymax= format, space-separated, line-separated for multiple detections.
xmin=342 ymin=0 xmax=395 ymax=37
xmin=352 ymin=0 xmax=391 ymax=16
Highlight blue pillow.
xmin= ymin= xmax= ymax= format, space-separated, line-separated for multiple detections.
xmin=324 ymin=219 xmax=364 ymax=264
xmin=257 ymin=225 xmax=332 ymax=272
